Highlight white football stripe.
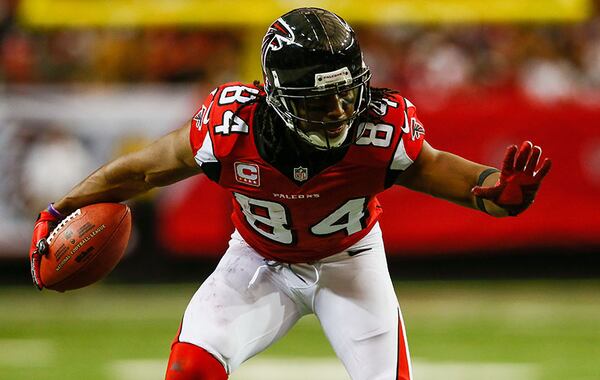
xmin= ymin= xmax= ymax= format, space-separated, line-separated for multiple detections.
xmin=0 ymin=339 xmax=55 ymax=366
xmin=412 ymin=360 xmax=539 ymax=380
xmin=234 ymin=359 xmax=538 ymax=380
xmin=110 ymin=359 xmax=167 ymax=380
xmin=108 ymin=357 xmax=538 ymax=380
xmin=232 ymin=358 xmax=347 ymax=380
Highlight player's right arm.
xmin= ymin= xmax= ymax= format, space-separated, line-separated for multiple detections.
xmin=29 ymin=121 xmax=201 ymax=289
xmin=54 ymin=121 xmax=201 ymax=215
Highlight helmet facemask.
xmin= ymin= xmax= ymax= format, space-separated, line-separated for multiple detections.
xmin=261 ymin=8 xmax=372 ymax=150
xmin=266 ymin=66 xmax=371 ymax=150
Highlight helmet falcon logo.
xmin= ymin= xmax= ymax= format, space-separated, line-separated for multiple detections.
xmin=261 ymin=19 xmax=303 ymax=84
xmin=261 ymin=19 xmax=302 ymax=57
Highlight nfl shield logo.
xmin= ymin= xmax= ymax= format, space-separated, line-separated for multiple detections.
xmin=293 ymin=166 xmax=308 ymax=182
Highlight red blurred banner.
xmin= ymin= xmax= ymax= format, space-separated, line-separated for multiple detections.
xmin=157 ymin=90 xmax=600 ymax=257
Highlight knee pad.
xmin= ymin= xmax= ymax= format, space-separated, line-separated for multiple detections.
xmin=165 ymin=342 xmax=228 ymax=380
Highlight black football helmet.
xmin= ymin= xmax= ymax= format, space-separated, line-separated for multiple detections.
xmin=261 ymin=8 xmax=371 ymax=150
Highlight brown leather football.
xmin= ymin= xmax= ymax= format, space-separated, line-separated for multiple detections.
xmin=41 ymin=203 xmax=131 ymax=292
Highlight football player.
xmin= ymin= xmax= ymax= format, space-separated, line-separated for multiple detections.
xmin=28 ymin=7 xmax=551 ymax=380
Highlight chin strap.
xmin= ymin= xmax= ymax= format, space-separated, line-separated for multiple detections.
xmin=306 ymin=127 xmax=348 ymax=149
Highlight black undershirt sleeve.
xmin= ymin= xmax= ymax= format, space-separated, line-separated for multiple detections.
xmin=201 ymin=162 xmax=222 ymax=182
xmin=384 ymin=169 xmax=403 ymax=189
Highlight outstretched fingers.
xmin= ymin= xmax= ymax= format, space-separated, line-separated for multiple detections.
xmin=534 ymin=158 xmax=552 ymax=182
xmin=501 ymin=145 xmax=518 ymax=175
xmin=525 ymin=145 xmax=542 ymax=176
xmin=514 ymin=141 xmax=533 ymax=172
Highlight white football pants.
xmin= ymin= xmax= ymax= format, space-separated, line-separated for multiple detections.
xmin=176 ymin=223 xmax=412 ymax=380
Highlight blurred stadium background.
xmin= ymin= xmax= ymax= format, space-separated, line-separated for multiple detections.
xmin=1 ymin=0 xmax=599 ymax=379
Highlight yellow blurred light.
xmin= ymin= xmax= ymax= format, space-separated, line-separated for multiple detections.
xmin=19 ymin=0 xmax=592 ymax=28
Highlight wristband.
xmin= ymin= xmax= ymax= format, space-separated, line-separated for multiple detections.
xmin=47 ymin=203 xmax=65 ymax=220
xmin=475 ymin=168 xmax=500 ymax=214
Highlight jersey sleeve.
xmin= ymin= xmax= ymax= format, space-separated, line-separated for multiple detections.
xmin=189 ymin=82 xmax=263 ymax=182
xmin=189 ymin=87 xmax=219 ymax=168
xmin=389 ymin=97 xmax=425 ymax=171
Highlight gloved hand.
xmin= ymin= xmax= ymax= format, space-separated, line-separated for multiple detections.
xmin=29 ymin=204 xmax=64 ymax=290
xmin=471 ymin=141 xmax=552 ymax=216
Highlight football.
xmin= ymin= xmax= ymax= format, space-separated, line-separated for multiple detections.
xmin=41 ymin=203 xmax=132 ymax=292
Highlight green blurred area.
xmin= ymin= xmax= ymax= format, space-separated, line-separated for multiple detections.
xmin=1 ymin=280 xmax=599 ymax=380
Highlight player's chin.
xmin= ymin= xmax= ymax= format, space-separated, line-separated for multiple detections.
xmin=325 ymin=122 xmax=349 ymax=138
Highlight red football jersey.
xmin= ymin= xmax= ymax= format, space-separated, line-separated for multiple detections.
xmin=189 ymin=82 xmax=425 ymax=263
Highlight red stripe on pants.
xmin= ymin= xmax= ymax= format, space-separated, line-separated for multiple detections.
xmin=396 ymin=308 xmax=412 ymax=380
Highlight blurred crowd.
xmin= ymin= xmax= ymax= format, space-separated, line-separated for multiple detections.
xmin=0 ymin=1 xmax=241 ymax=85
xmin=363 ymin=22 xmax=600 ymax=102
xmin=3 ymin=1 xmax=600 ymax=102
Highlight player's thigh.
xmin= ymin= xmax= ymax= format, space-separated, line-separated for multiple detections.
xmin=177 ymin=235 xmax=303 ymax=374
xmin=315 ymin=247 xmax=411 ymax=380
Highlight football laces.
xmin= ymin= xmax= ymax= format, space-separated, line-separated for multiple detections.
xmin=46 ymin=209 xmax=82 ymax=245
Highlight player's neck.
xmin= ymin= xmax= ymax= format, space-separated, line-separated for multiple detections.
xmin=253 ymin=109 xmax=347 ymax=184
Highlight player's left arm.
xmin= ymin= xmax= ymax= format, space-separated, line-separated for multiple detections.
xmin=395 ymin=140 xmax=552 ymax=217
